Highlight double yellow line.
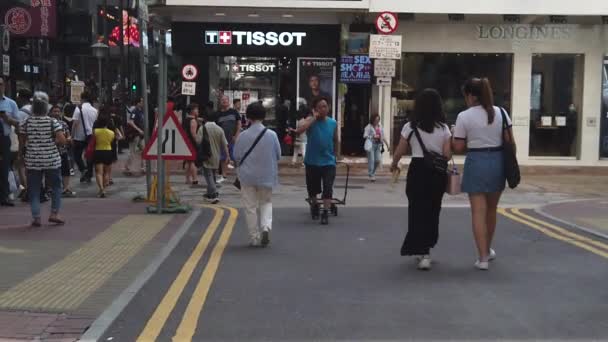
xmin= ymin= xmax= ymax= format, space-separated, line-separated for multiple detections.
xmin=137 ymin=205 xmax=238 ymax=342
xmin=499 ymin=208 xmax=608 ymax=259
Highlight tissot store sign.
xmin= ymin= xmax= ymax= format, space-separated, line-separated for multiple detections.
xmin=173 ymin=23 xmax=340 ymax=57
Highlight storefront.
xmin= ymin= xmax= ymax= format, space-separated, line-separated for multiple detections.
xmin=172 ymin=22 xmax=340 ymax=143
xmin=385 ymin=22 xmax=608 ymax=166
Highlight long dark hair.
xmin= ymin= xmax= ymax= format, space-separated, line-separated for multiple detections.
xmin=369 ymin=113 xmax=380 ymax=126
xmin=462 ymin=77 xmax=495 ymax=124
xmin=411 ymin=88 xmax=446 ymax=133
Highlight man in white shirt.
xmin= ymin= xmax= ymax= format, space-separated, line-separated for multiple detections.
xmin=71 ymin=91 xmax=98 ymax=183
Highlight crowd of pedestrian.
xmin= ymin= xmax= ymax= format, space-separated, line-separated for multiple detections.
xmin=1 ymin=75 xmax=517 ymax=271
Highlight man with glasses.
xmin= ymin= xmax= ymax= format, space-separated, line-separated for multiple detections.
xmin=0 ymin=76 xmax=21 ymax=206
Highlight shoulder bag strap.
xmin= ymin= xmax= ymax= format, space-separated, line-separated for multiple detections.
xmin=499 ymin=107 xmax=512 ymax=146
xmin=238 ymin=128 xmax=267 ymax=167
xmin=412 ymin=126 xmax=430 ymax=155
xmin=79 ymin=105 xmax=89 ymax=136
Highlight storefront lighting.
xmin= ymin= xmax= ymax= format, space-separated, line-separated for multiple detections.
xmin=248 ymin=13 xmax=260 ymax=18
xmin=282 ymin=14 xmax=294 ymax=18
xmin=215 ymin=13 xmax=226 ymax=16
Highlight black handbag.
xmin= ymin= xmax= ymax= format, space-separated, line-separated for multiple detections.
xmin=233 ymin=128 xmax=268 ymax=190
xmin=500 ymin=108 xmax=521 ymax=189
xmin=195 ymin=125 xmax=211 ymax=168
xmin=413 ymin=126 xmax=448 ymax=174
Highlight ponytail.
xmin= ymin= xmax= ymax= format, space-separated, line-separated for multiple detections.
xmin=480 ymin=78 xmax=495 ymax=124
xmin=462 ymin=77 xmax=495 ymax=124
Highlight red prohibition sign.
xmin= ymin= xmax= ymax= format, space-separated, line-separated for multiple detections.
xmin=376 ymin=11 xmax=398 ymax=35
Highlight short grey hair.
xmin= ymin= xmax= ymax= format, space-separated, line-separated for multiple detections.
xmin=32 ymin=91 xmax=50 ymax=116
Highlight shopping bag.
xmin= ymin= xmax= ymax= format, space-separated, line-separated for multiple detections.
xmin=8 ymin=170 xmax=17 ymax=194
xmin=84 ymin=136 xmax=96 ymax=161
xmin=364 ymin=139 xmax=372 ymax=152
xmin=446 ymin=160 xmax=461 ymax=195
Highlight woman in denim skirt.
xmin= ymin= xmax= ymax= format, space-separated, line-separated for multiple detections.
xmin=452 ymin=78 xmax=515 ymax=271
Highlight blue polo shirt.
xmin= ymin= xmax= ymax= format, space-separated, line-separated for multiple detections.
xmin=304 ymin=117 xmax=337 ymax=167
xmin=0 ymin=95 xmax=20 ymax=136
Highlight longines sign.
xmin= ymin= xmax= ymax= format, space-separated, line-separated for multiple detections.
xmin=478 ymin=25 xmax=574 ymax=40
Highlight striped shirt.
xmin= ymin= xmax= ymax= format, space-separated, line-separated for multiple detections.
xmin=20 ymin=116 xmax=63 ymax=170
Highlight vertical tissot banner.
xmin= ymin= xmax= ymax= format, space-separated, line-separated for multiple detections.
xmin=297 ymin=57 xmax=336 ymax=116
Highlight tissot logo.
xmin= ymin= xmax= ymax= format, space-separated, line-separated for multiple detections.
xmin=204 ymin=30 xmax=307 ymax=47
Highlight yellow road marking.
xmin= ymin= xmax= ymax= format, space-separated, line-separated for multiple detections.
xmin=173 ymin=206 xmax=238 ymax=342
xmin=0 ymin=215 xmax=171 ymax=311
xmin=0 ymin=246 xmax=26 ymax=254
xmin=511 ymin=209 xmax=608 ymax=252
xmin=137 ymin=206 xmax=224 ymax=342
xmin=499 ymin=208 xmax=608 ymax=259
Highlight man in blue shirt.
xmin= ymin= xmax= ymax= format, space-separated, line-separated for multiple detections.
xmin=294 ymin=96 xmax=337 ymax=225
xmin=0 ymin=76 xmax=21 ymax=206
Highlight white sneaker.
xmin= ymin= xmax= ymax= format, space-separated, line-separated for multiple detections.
xmin=417 ymin=256 xmax=432 ymax=270
xmin=475 ymin=260 xmax=489 ymax=270
xmin=216 ymin=176 xmax=226 ymax=184
xmin=488 ymin=248 xmax=497 ymax=261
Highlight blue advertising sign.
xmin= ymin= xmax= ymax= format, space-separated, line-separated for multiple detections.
xmin=340 ymin=55 xmax=371 ymax=84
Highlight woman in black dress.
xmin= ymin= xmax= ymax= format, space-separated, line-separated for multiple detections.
xmin=391 ymin=89 xmax=453 ymax=270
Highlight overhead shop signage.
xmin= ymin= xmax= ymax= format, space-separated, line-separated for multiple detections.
xmin=2 ymin=0 xmax=57 ymax=38
xmin=477 ymin=25 xmax=574 ymax=40
xmin=173 ymin=22 xmax=340 ymax=57
xmin=205 ymin=31 xmax=306 ymax=47
xmin=340 ymin=55 xmax=371 ymax=84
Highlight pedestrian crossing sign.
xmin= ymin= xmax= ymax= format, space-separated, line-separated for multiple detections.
xmin=142 ymin=111 xmax=197 ymax=160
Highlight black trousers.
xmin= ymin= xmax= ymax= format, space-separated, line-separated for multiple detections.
xmin=401 ymin=158 xmax=447 ymax=256
xmin=0 ymin=135 xmax=11 ymax=201
xmin=73 ymin=139 xmax=93 ymax=178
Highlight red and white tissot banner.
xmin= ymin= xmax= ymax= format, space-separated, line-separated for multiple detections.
xmin=3 ymin=0 xmax=57 ymax=38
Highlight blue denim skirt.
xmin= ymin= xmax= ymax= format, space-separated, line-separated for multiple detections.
xmin=461 ymin=151 xmax=506 ymax=194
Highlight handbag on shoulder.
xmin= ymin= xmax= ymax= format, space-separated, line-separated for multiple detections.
xmin=413 ymin=126 xmax=448 ymax=174
xmin=499 ymin=108 xmax=521 ymax=189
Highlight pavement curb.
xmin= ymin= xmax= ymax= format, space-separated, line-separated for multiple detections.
xmin=79 ymin=209 xmax=203 ymax=342
xmin=534 ymin=198 xmax=608 ymax=241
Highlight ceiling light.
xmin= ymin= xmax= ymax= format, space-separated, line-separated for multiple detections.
xmin=215 ymin=13 xmax=226 ymax=16
xmin=282 ymin=14 xmax=294 ymax=18
xmin=248 ymin=13 xmax=260 ymax=18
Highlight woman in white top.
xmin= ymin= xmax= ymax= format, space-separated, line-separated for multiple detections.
xmin=290 ymin=106 xmax=310 ymax=167
xmin=391 ymin=89 xmax=452 ymax=270
xmin=363 ymin=114 xmax=390 ymax=182
xmin=452 ymin=77 xmax=515 ymax=271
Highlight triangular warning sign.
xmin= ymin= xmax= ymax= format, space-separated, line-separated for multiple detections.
xmin=142 ymin=111 xmax=197 ymax=160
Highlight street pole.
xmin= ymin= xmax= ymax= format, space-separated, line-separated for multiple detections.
xmin=156 ymin=30 xmax=166 ymax=212
xmin=98 ymin=58 xmax=102 ymax=102
xmin=138 ymin=0 xmax=151 ymax=198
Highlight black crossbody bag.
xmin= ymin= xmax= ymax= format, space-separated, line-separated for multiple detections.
xmin=233 ymin=128 xmax=268 ymax=190
xmin=413 ymin=126 xmax=448 ymax=174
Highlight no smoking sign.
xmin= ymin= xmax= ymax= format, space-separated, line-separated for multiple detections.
xmin=375 ymin=12 xmax=398 ymax=35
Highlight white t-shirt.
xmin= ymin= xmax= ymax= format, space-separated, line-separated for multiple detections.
xmin=71 ymin=102 xmax=98 ymax=142
xmin=453 ymin=105 xmax=512 ymax=149
xmin=401 ymin=122 xmax=451 ymax=158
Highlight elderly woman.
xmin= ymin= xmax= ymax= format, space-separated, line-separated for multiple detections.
xmin=234 ymin=102 xmax=281 ymax=247
xmin=18 ymin=92 xmax=67 ymax=227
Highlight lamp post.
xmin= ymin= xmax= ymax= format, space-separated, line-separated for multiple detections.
xmin=91 ymin=42 xmax=109 ymax=103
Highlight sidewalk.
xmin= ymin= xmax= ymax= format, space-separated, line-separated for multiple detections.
xmin=539 ymin=199 xmax=608 ymax=238
xmin=0 ymin=198 xmax=190 ymax=341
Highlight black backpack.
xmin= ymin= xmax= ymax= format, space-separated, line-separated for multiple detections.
xmin=195 ymin=124 xmax=212 ymax=167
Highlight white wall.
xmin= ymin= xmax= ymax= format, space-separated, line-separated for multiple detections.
xmin=370 ymin=0 xmax=608 ymax=15
xmin=384 ymin=23 xmax=608 ymax=166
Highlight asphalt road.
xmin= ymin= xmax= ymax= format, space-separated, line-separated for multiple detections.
xmin=102 ymin=206 xmax=608 ymax=341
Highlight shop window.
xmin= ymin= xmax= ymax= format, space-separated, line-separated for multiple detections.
xmin=529 ymin=54 xmax=584 ymax=157
xmin=391 ymin=53 xmax=513 ymax=148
